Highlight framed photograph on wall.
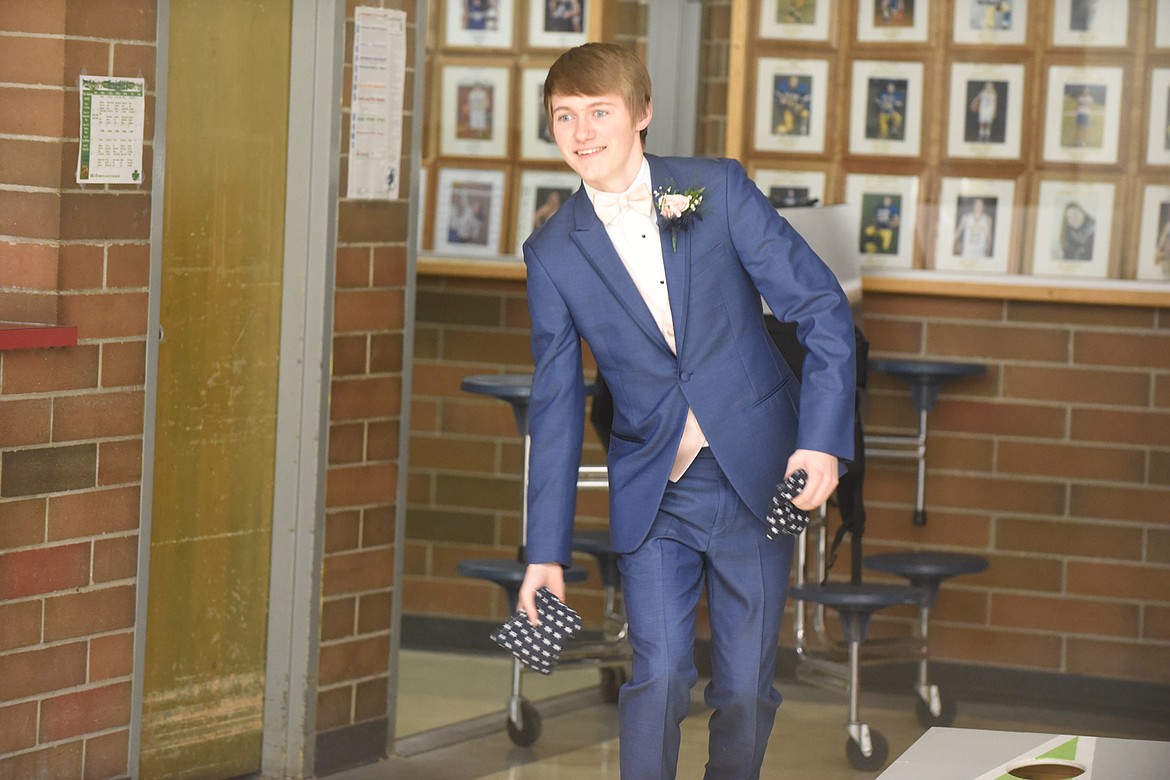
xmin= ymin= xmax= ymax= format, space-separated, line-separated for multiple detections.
xmin=513 ymin=169 xmax=580 ymax=256
xmin=1030 ymin=179 xmax=1115 ymax=279
xmin=1148 ymin=69 xmax=1170 ymax=166
xmin=439 ymin=64 xmax=510 ymax=159
xmin=952 ymin=0 xmax=1027 ymax=45
xmin=443 ymin=0 xmax=514 ymax=49
xmin=947 ymin=62 xmax=1025 ymax=160
xmin=527 ymin=0 xmax=589 ymax=49
xmin=1051 ymin=0 xmax=1128 ymax=48
xmin=934 ymin=177 xmax=1017 ymax=274
xmin=849 ymin=60 xmax=924 ymax=157
xmin=856 ymin=0 xmax=929 ymax=42
xmin=1158 ymin=0 xmax=1170 ymax=49
xmin=433 ymin=167 xmax=506 ymax=258
xmin=753 ymin=58 xmax=830 ymax=154
xmin=519 ymin=67 xmax=561 ymax=161
xmin=1136 ymin=183 xmax=1170 ymax=280
xmin=845 ymin=173 xmax=919 ymax=269
xmin=759 ymin=0 xmax=831 ymax=40
xmin=1042 ymin=65 xmax=1123 ymax=165
xmin=750 ymin=168 xmax=827 ymax=209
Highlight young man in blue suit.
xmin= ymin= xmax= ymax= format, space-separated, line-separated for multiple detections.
xmin=517 ymin=43 xmax=856 ymax=779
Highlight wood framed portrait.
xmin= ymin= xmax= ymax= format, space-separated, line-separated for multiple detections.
xmin=519 ymin=66 xmax=561 ymax=161
xmin=952 ymin=0 xmax=1028 ymax=45
xmin=443 ymin=0 xmax=514 ymax=49
xmin=845 ymin=173 xmax=919 ymax=270
xmin=1030 ymin=178 xmax=1115 ymax=279
xmin=513 ymin=169 xmax=580 ymax=256
xmin=1136 ymin=183 xmax=1170 ymax=281
xmin=1158 ymin=0 xmax=1170 ymax=49
xmin=527 ymin=0 xmax=589 ymax=49
xmin=849 ymin=60 xmax=924 ymax=157
xmin=759 ymin=0 xmax=831 ymax=41
xmin=947 ymin=62 xmax=1025 ymax=160
xmin=439 ymin=63 xmax=510 ymax=159
xmin=934 ymin=177 xmax=1017 ymax=274
xmin=753 ymin=58 xmax=830 ymax=154
xmin=1050 ymin=0 xmax=1128 ymax=48
xmin=856 ymin=0 xmax=929 ymax=43
xmin=1148 ymin=69 xmax=1170 ymax=166
xmin=1042 ymin=65 xmax=1123 ymax=165
xmin=433 ymin=167 xmax=507 ymax=258
xmin=750 ymin=168 xmax=827 ymax=209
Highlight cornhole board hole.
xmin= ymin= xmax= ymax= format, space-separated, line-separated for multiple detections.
xmin=878 ymin=727 xmax=1170 ymax=780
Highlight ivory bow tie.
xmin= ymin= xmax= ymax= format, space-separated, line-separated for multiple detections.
xmin=593 ymin=184 xmax=653 ymax=224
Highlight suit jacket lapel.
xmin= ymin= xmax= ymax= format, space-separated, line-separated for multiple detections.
xmin=569 ymin=191 xmax=675 ymax=356
xmin=649 ymin=156 xmax=691 ymax=357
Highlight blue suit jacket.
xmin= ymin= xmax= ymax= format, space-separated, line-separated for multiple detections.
xmin=522 ymin=155 xmax=855 ymax=566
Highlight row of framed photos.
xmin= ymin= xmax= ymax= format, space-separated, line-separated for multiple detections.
xmin=760 ymin=0 xmax=1170 ymax=48
xmin=422 ymin=164 xmax=1170 ymax=282
xmin=754 ymin=59 xmax=1170 ymax=166
xmin=424 ymin=166 xmax=578 ymax=260
xmin=433 ymin=56 xmax=1170 ymax=165
xmin=434 ymin=63 xmax=560 ymax=160
xmin=441 ymin=0 xmax=591 ymax=51
xmin=761 ymin=170 xmax=1170 ymax=281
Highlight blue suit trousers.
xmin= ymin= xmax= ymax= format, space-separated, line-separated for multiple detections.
xmin=617 ymin=449 xmax=795 ymax=779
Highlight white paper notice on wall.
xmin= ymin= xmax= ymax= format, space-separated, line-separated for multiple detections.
xmin=348 ymin=6 xmax=407 ymax=201
xmin=76 ymin=75 xmax=146 ymax=185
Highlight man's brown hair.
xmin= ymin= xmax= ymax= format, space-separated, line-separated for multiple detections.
xmin=543 ymin=42 xmax=652 ymax=144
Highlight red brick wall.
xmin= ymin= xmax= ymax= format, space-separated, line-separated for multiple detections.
xmin=315 ymin=0 xmax=415 ymax=748
xmin=861 ymin=295 xmax=1170 ymax=683
xmin=0 ymin=1 xmax=154 ymax=777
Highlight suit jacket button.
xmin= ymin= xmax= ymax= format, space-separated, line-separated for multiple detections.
xmin=680 ymin=371 xmax=691 ymax=382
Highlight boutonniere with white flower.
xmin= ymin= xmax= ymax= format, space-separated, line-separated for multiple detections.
xmin=654 ymin=184 xmax=706 ymax=252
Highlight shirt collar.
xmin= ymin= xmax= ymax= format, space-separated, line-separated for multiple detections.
xmin=583 ymin=157 xmax=652 ymax=214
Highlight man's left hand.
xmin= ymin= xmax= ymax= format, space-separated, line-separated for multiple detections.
xmin=785 ymin=449 xmax=838 ymax=510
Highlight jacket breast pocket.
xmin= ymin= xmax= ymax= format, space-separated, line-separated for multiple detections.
xmin=690 ymin=240 xmax=730 ymax=280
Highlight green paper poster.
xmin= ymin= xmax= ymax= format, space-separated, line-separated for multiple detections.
xmin=77 ymin=75 xmax=146 ymax=184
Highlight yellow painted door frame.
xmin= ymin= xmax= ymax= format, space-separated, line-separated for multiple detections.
xmin=139 ymin=1 xmax=292 ymax=776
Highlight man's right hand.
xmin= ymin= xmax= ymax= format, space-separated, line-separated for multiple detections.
xmin=518 ymin=563 xmax=566 ymax=626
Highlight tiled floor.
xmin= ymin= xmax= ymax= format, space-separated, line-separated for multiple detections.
xmin=332 ymin=649 xmax=1170 ymax=779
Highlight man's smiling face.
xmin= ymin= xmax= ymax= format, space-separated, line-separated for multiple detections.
xmin=549 ymin=92 xmax=651 ymax=193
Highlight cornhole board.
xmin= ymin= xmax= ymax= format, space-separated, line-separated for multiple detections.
xmin=877 ymin=727 xmax=1170 ymax=779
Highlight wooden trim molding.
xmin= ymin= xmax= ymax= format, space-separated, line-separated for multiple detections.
xmin=417 ymin=256 xmax=1170 ymax=307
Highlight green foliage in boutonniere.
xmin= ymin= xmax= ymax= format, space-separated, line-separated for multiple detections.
xmin=654 ymin=184 xmax=706 ymax=252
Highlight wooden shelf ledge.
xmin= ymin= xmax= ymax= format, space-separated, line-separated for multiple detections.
xmin=418 ymin=256 xmax=1170 ymax=308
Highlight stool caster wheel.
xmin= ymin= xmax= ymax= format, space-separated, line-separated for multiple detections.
xmin=506 ymin=699 xmax=542 ymax=747
xmin=915 ymin=688 xmax=957 ymax=727
xmin=600 ymin=666 xmax=627 ymax=703
xmin=846 ymin=727 xmax=888 ymax=771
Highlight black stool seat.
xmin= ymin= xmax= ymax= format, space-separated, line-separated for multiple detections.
xmin=790 ymin=582 xmax=924 ymax=643
xmin=457 ymin=558 xmax=588 ymax=612
xmin=461 ymin=374 xmax=535 ymax=435
xmin=864 ymin=552 xmax=988 ymax=603
xmin=461 ymin=374 xmax=597 ymax=435
xmin=572 ymin=530 xmax=621 ymax=588
xmin=868 ymin=358 xmax=985 ymax=412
